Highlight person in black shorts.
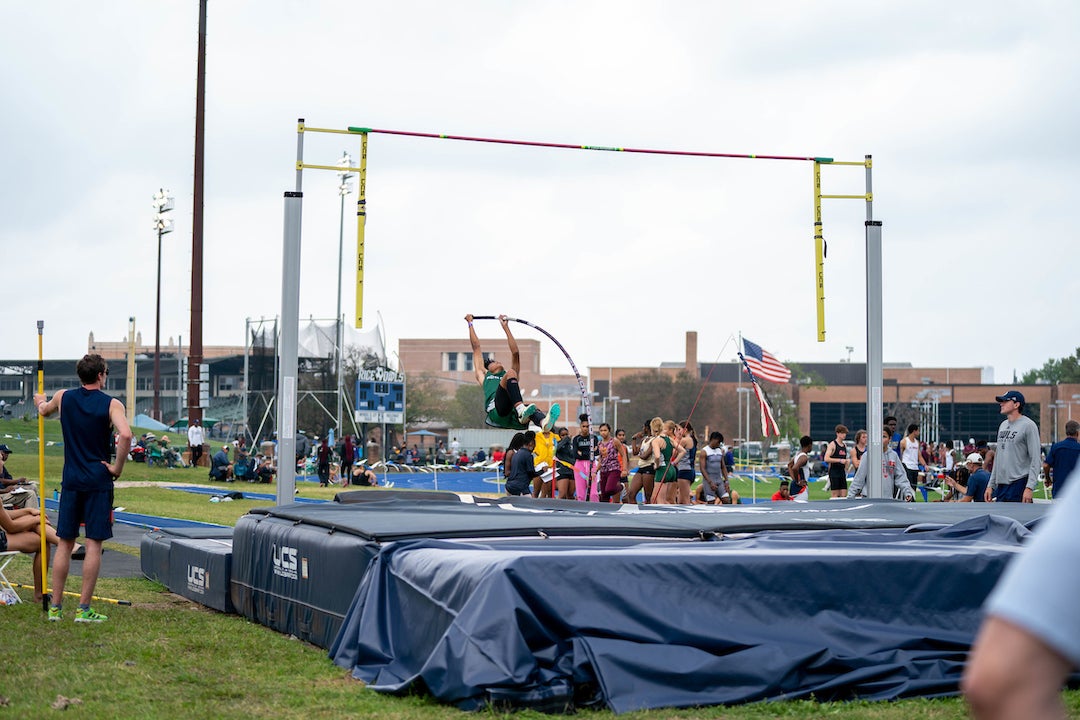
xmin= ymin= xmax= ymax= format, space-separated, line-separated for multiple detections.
xmin=554 ymin=427 xmax=575 ymax=499
xmin=35 ymin=354 xmax=132 ymax=623
xmin=823 ymin=424 xmax=850 ymax=498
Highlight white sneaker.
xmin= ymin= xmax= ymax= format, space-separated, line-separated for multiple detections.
xmin=516 ymin=403 xmax=538 ymax=423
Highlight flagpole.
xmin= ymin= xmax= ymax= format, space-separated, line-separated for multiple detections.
xmin=737 ymin=332 xmax=742 ymax=456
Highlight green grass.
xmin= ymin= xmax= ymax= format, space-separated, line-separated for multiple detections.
xmin=2 ymin=418 xmax=1077 ymax=718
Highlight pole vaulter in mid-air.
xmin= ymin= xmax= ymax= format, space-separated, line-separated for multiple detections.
xmin=465 ymin=314 xmax=561 ymax=432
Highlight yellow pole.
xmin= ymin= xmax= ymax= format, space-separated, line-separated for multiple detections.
xmin=355 ymin=132 xmax=368 ymax=328
xmin=814 ymin=162 xmax=825 ymax=342
xmin=36 ymin=321 xmax=47 ymax=597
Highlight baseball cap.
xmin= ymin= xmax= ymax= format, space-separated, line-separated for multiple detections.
xmin=0 ymin=444 xmax=11 ymax=453
xmin=995 ymin=390 xmax=1025 ymax=405
xmin=965 ymin=453 xmax=983 ymax=464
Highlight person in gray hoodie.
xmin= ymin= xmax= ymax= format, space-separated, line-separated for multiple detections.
xmin=847 ymin=429 xmax=915 ymax=501
xmin=984 ymin=390 xmax=1041 ymax=503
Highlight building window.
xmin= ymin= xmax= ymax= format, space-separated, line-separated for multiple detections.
xmin=809 ymin=403 xmax=867 ymax=439
xmin=444 ymin=352 xmax=458 ymax=372
xmin=464 ymin=353 xmax=473 ymax=372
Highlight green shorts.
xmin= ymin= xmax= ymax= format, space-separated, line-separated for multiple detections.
xmin=656 ymin=465 xmax=678 ymax=484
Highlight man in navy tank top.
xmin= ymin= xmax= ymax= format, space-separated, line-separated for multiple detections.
xmin=35 ymin=354 xmax=132 ymax=623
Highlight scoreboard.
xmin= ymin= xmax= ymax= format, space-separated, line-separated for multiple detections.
xmin=355 ymin=367 xmax=405 ymax=424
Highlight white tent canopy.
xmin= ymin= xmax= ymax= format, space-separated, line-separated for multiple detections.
xmin=249 ymin=319 xmax=385 ymax=363
xmin=297 ymin=320 xmax=384 ymax=362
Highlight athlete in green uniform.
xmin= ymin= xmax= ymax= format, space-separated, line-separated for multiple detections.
xmin=650 ymin=420 xmax=685 ymax=504
xmin=466 ymin=314 xmax=560 ymax=431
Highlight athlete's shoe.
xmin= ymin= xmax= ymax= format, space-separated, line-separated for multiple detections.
xmin=47 ymin=606 xmax=63 ymax=622
xmin=74 ymin=607 xmax=108 ymax=623
xmin=516 ymin=403 xmax=538 ymax=424
xmin=542 ymin=403 xmax=562 ymax=432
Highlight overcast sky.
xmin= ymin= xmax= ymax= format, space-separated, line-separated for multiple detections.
xmin=3 ymin=1 xmax=1077 ymax=384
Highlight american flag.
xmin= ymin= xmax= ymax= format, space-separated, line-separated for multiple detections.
xmin=738 ymin=353 xmax=782 ymax=437
xmin=741 ymin=338 xmax=791 ymax=384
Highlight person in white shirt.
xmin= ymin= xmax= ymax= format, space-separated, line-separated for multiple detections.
xmin=187 ymin=419 xmax=206 ymax=468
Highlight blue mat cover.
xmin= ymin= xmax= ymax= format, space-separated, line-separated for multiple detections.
xmin=330 ymin=515 xmax=1036 ymax=713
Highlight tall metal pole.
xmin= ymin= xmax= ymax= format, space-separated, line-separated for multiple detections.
xmin=737 ymin=332 xmax=743 ymax=446
xmin=243 ymin=318 xmax=250 ymax=444
xmin=865 ymin=155 xmax=884 ymax=498
xmin=177 ymin=334 xmax=183 ymax=420
xmin=154 ymin=224 xmax=163 ymax=420
xmin=152 ymin=188 xmax=173 ymax=422
xmin=187 ymin=0 xmax=207 ymax=428
xmin=278 ymin=193 xmax=302 ymax=503
xmin=275 ymin=118 xmax=305 ymax=505
xmin=335 ymin=152 xmax=351 ymax=436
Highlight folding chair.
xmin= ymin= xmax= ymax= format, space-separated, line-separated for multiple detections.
xmin=0 ymin=551 xmax=23 ymax=604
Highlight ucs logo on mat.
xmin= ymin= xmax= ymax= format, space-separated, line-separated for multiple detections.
xmin=272 ymin=543 xmax=307 ymax=580
xmin=187 ymin=564 xmax=207 ymax=595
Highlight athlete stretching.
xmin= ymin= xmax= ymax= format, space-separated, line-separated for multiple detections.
xmin=466 ymin=314 xmax=560 ymax=431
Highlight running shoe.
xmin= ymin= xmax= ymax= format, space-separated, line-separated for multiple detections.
xmin=47 ymin=606 xmax=63 ymax=622
xmin=74 ymin=607 xmax=108 ymax=623
xmin=516 ymin=403 xmax=538 ymax=423
xmin=542 ymin=403 xmax=561 ymax=432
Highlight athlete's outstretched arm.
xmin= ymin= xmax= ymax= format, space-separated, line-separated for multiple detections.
xmin=499 ymin=315 xmax=521 ymax=375
xmin=465 ymin=314 xmax=485 ymax=385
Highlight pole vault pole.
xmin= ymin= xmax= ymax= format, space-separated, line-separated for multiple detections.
xmin=15 ymin=583 xmax=132 ymax=606
xmin=36 ymin=321 xmax=47 ymax=605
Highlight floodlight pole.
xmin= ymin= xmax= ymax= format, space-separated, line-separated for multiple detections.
xmin=152 ymin=189 xmax=174 ymax=422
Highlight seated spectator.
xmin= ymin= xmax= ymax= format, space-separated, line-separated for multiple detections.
xmin=233 ymin=449 xmax=255 ymax=482
xmin=208 ymin=444 xmax=233 ymax=481
xmin=473 ymin=448 xmax=487 ymax=463
xmin=962 ymin=453 xmax=991 ymax=502
xmin=771 ymin=480 xmax=793 ymax=501
xmin=0 ymin=443 xmax=38 ymax=509
xmin=940 ymin=466 xmax=970 ymax=502
xmin=158 ymin=435 xmax=185 ymax=467
xmin=0 ymin=504 xmax=69 ymax=603
xmin=350 ymin=464 xmax=380 ymax=487
xmin=255 ymin=455 xmax=275 ymax=484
